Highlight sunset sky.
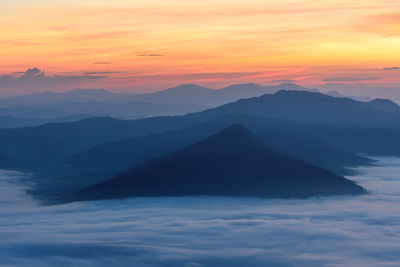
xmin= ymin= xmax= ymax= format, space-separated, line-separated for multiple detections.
xmin=0 ymin=0 xmax=399 ymax=95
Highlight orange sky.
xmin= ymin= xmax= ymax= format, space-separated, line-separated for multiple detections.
xmin=0 ymin=0 xmax=399 ymax=94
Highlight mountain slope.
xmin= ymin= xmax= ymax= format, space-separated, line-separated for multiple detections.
xmin=0 ymin=114 xmax=90 ymax=128
xmin=0 ymin=89 xmax=123 ymax=107
xmin=1 ymin=89 xmax=400 ymax=171
xmin=200 ymin=90 xmax=400 ymax=127
xmin=0 ymin=101 xmax=204 ymax=121
xmin=31 ymin=117 xmax=371 ymax=199
xmin=0 ymin=83 xmax=308 ymax=108
xmin=0 ymin=150 xmax=18 ymax=169
xmin=70 ymin=125 xmax=366 ymax=202
xmin=0 ymin=83 xmax=308 ymax=121
xmin=366 ymin=99 xmax=400 ymax=112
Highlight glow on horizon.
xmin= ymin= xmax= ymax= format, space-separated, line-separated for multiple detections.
xmin=0 ymin=0 xmax=399 ymax=93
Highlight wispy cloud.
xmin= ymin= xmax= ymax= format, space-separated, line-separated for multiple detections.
xmin=0 ymin=68 xmax=106 ymax=93
xmin=383 ymin=67 xmax=400 ymax=70
xmin=137 ymin=54 xmax=164 ymax=57
xmin=323 ymin=77 xmax=380 ymax=82
xmin=83 ymin=71 xmax=124 ymax=75
xmin=271 ymin=79 xmax=296 ymax=83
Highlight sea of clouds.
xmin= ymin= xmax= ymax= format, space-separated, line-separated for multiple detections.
xmin=1 ymin=157 xmax=400 ymax=266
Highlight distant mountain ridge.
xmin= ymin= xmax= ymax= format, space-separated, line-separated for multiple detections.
xmin=0 ymin=83 xmax=313 ymax=125
xmin=0 ymin=83 xmax=310 ymax=108
xmin=1 ymin=83 xmax=398 ymax=128
xmin=199 ymin=90 xmax=400 ymax=127
xmin=0 ymin=114 xmax=91 ymax=128
xmin=69 ymin=125 xmax=365 ymax=202
xmin=2 ymin=89 xmax=400 ymax=171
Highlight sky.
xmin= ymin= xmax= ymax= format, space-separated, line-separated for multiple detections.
xmin=0 ymin=0 xmax=400 ymax=95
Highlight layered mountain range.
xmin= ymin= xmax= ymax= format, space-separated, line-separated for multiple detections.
xmin=70 ymin=125 xmax=365 ymax=202
xmin=0 ymin=85 xmax=398 ymax=202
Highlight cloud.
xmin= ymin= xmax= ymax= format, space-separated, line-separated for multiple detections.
xmin=129 ymin=71 xmax=263 ymax=80
xmin=24 ymin=67 xmax=44 ymax=77
xmin=83 ymin=71 xmax=123 ymax=75
xmin=383 ymin=67 xmax=400 ymax=70
xmin=93 ymin=62 xmax=111 ymax=65
xmin=0 ymin=157 xmax=400 ymax=266
xmin=357 ymin=12 xmax=400 ymax=37
xmin=10 ymin=67 xmax=44 ymax=77
xmin=271 ymin=79 xmax=296 ymax=83
xmin=0 ymin=68 xmax=106 ymax=92
xmin=137 ymin=54 xmax=164 ymax=57
xmin=323 ymin=77 xmax=380 ymax=82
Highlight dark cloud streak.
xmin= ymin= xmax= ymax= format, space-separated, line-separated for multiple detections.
xmin=271 ymin=79 xmax=296 ymax=83
xmin=83 ymin=71 xmax=123 ymax=75
xmin=0 ymin=68 xmax=106 ymax=90
xmin=137 ymin=54 xmax=164 ymax=57
xmin=383 ymin=67 xmax=400 ymax=70
xmin=323 ymin=77 xmax=380 ymax=82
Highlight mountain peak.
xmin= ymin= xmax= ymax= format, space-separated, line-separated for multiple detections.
xmin=70 ymin=125 xmax=365 ymax=202
xmin=367 ymin=98 xmax=400 ymax=112
xmin=369 ymin=98 xmax=398 ymax=105
xmin=275 ymin=83 xmax=308 ymax=90
xmin=222 ymin=83 xmax=262 ymax=89
xmin=186 ymin=124 xmax=269 ymax=155
xmin=273 ymin=89 xmax=331 ymax=100
xmin=170 ymin=84 xmax=211 ymax=91
xmin=212 ymin=123 xmax=251 ymax=137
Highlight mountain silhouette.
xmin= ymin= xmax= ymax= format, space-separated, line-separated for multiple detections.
xmin=70 ymin=125 xmax=366 ymax=202
xmin=366 ymin=99 xmax=400 ymax=112
xmin=0 ymin=83 xmax=310 ymax=124
xmin=1 ymin=88 xmax=400 ymax=171
xmin=0 ymin=149 xmax=18 ymax=169
xmin=200 ymin=90 xmax=400 ymax=127
xmin=133 ymin=83 xmax=302 ymax=107
xmin=32 ymin=116 xmax=371 ymax=199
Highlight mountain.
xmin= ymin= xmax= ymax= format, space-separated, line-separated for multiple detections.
xmin=200 ymin=90 xmax=400 ymax=127
xmin=2 ymin=89 xmax=400 ymax=170
xmin=0 ymin=83 xmax=309 ymax=122
xmin=0 ymin=114 xmax=90 ymax=128
xmin=366 ymin=99 xmax=400 ymax=112
xmin=132 ymin=83 xmax=308 ymax=107
xmin=0 ymin=101 xmax=205 ymax=120
xmin=69 ymin=125 xmax=365 ymax=202
xmin=0 ymin=149 xmax=17 ymax=169
xmin=317 ymin=83 xmax=400 ymax=100
xmin=31 ymin=117 xmax=371 ymax=199
xmin=324 ymin=91 xmax=372 ymax=102
xmin=133 ymin=84 xmax=215 ymax=105
xmin=0 ymin=89 xmax=124 ymax=107
xmin=0 ymin=83 xmax=304 ymax=109
xmin=257 ymin=131 xmax=372 ymax=175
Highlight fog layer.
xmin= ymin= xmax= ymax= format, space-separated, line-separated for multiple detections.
xmin=1 ymin=157 xmax=400 ymax=266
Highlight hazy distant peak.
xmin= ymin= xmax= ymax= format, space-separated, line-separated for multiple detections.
xmin=66 ymin=88 xmax=109 ymax=93
xmin=221 ymin=83 xmax=263 ymax=89
xmin=369 ymin=98 xmax=398 ymax=104
xmin=63 ymin=88 xmax=117 ymax=96
xmin=167 ymin=84 xmax=212 ymax=91
xmin=274 ymin=83 xmax=308 ymax=90
xmin=325 ymin=91 xmax=345 ymax=98
xmin=273 ymin=89 xmax=324 ymax=97
xmin=367 ymin=98 xmax=400 ymax=112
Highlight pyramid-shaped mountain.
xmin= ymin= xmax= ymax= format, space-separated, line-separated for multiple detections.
xmin=71 ymin=125 xmax=366 ymax=201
